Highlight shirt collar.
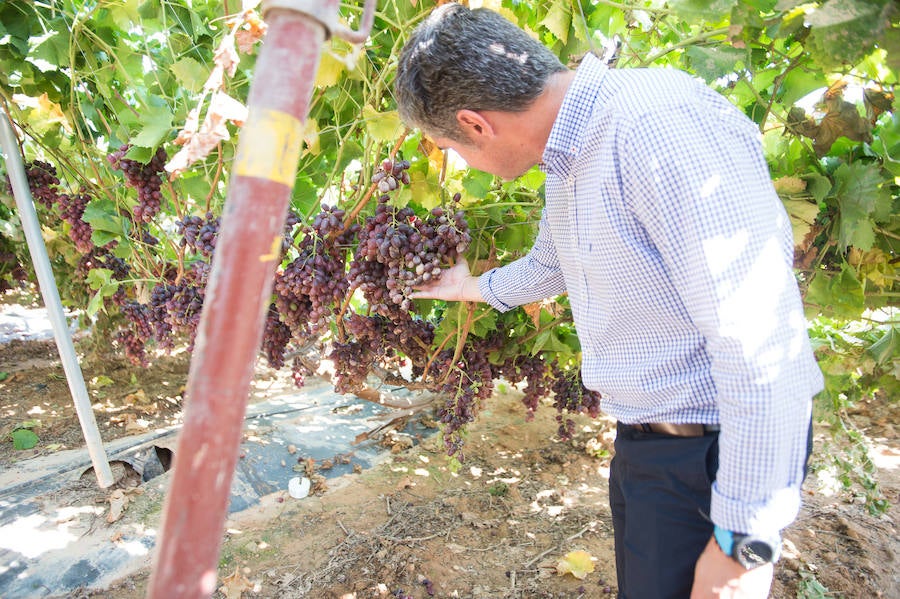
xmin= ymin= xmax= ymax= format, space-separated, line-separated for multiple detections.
xmin=541 ymin=53 xmax=607 ymax=177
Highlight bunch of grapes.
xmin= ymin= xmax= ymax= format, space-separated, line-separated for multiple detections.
xmin=328 ymin=340 xmax=374 ymax=394
xmin=343 ymin=312 xmax=435 ymax=375
xmin=20 ymin=160 xmax=60 ymax=208
xmin=262 ymin=304 xmax=292 ymax=369
xmin=176 ymin=212 xmax=220 ymax=257
xmin=121 ymin=300 xmax=155 ymax=341
xmin=430 ymin=346 xmax=495 ymax=458
xmin=348 ymin=192 xmax=470 ymax=315
xmin=372 ymin=158 xmax=411 ymax=192
xmin=273 ymin=205 xmax=353 ymax=336
xmin=290 ymin=356 xmax=313 ymax=389
xmin=548 ymin=363 xmax=602 ymax=440
xmin=165 ymin=280 xmax=204 ymax=334
xmin=116 ymin=329 xmax=148 ymax=367
xmin=138 ymin=230 xmax=159 ymax=247
xmin=497 ymin=354 xmax=552 ymax=419
xmin=77 ymin=247 xmax=129 ymax=281
xmin=56 ymin=191 xmax=94 ymax=252
xmin=116 ymin=301 xmax=155 ymax=366
xmin=107 ymin=145 xmax=168 ymax=222
xmin=148 ymin=281 xmax=176 ymax=349
xmin=0 ymin=250 xmax=27 ymax=291
xmin=281 ymin=210 xmax=301 ymax=255
xmin=423 ymin=333 xmax=504 ymax=457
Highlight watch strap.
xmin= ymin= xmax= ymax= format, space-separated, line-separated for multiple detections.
xmin=713 ymin=524 xmax=736 ymax=556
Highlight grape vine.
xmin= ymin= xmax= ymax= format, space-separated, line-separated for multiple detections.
xmin=2 ymin=0 xmax=895 ymax=491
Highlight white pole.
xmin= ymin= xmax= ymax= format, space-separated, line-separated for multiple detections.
xmin=0 ymin=111 xmax=115 ymax=489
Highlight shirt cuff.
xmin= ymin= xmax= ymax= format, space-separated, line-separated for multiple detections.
xmin=478 ymin=269 xmax=513 ymax=313
xmin=710 ymin=482 xmax=803 ymax=537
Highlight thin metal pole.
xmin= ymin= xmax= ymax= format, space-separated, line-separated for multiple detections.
xmin=0 ymin=111 xmax=115 ymax=489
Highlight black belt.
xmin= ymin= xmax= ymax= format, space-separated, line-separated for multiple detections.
xmin=627 ymin=422 xmax=720 ymax=437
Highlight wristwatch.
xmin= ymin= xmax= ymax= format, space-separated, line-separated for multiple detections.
xmin=713 ymin=525 xmax=782 ymax=569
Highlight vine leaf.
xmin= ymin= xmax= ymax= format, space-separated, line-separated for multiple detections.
xmin=556 ymin=549 xmax=595 ymax=580
xmin=170 ymin=57 xmax=209 ymax=94
xmin=131 ymin=102 xmax=174 ymax=149
xmin=167 ymin=92 xmax=247 ymax=176
xmin=867 ymin=326 xmax=899 ymax=366
xmin=10 ymin=428 xmax=39 ymax=451
xmin=805 ymin=0 xmax=894 ymax=70
xmin=805 ymin=262 xmax=865 ymax=319
xmin=11 ymin=93 xmax=71 ymax=134
xmin=686 ymin=46 xmax=749 ymax=82
xmin=832 ymin=162 xmax=891 ymax=251
xmin=668 ymin=0 xmax=737 ymax=20
xmin=363 ymin=106 xmax=404 ymax=143
xmin=540 ymin=2 xmax=572 ymax=46
xmin=787 ymin=89 xmax=873 ymax=157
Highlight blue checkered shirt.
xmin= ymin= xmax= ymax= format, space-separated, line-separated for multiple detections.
xmin=478 ymin=53 xmax=824 ymax=536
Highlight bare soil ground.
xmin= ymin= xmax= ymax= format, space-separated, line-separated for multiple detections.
xmin=1 ymin=321 xmax=897 ymax=598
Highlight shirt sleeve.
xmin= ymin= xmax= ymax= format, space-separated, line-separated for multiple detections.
xmin=478 ymin=208 xmax=568 ymax=312
xmin=620 ymin=100 xmax=822 ymax=537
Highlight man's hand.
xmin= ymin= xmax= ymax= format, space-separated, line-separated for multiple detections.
xmin=410 ymin=260 xmax=483 ymax=302
xmin=691 ymin=536 xmax=773 ymax=599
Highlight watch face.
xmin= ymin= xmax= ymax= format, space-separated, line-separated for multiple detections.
xmin=737 ymin=540 xmax=775 ymax=569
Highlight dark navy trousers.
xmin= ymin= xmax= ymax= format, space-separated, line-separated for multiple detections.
xmin=609 ymin=423 xmax=720 ymax=599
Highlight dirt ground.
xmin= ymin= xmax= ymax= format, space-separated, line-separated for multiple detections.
xmin=1 ymin=313 xmax=898 ymax=598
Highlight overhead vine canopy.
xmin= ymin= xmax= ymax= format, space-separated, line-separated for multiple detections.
xmin=0 ymin=0 xmax=896 ymax=506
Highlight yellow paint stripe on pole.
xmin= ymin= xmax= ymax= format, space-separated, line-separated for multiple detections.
xmin=234 ymin=107 xmax=303 ymax=186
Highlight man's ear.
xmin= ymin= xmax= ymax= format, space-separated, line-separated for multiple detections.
xmin=456 ymin=109 xmax=494 ymax=142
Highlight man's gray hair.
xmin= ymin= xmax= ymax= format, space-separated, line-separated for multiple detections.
xmin=394 ymin=3 xmax=566 ymax=141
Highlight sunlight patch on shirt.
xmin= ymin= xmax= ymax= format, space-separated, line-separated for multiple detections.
xmin=700 ymin=173 xmax=721 ymax=198
xmin=716 ymin=237 xmax=786 ymax=358
xmin=702 ymin=230 xmax=749 ymax=277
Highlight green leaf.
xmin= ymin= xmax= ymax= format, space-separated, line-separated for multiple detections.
xmin=30 ymin=18 xmax=71 ymax=67
xmin=87 ymin=289 xmax=106 ymax=318
xmin=805 ymin=263 xmax=865 ymax=318
xmin=669 ymin=0 xmax=738 ymax=20
xmin=741 ymin=0 xmax=777 ymax=10
xmin=107 ymin=0 xmax=142 ymax=31
xmin=130 ymin=101 xmax=173 ymax=148
xmin=461 ymin=170 xmax=494 ymax=200
xmin=82 ymin=198 xmax=127 ymax=235
xmin=11 ymin=428 xmax=39 ymax=450
xmin=86 ymin=267 xmax=114 ymax=290
xmin=170 ymin=57 xmax=208 ymax=93
xmin=779 ymin=68 xmax=827 ymax=107
xmin=806 ymin=0 xmax=892 ymax=70
xmin=540 ymin=2 xmax=572 ymax=46
xmin=685 ymin=46 xmax=749 ymax=82
xmin=362 ymin=105 xmax=404 ymax=144
xmin=470 ymin=308 xmax=498 ymax=338
xmin=832 ymin=162 xmax=891 ymax=250
xmin=867 ymin=326 xmax=899 ymax=366
xmin=803 ymin=173 xmax=832 ymax=204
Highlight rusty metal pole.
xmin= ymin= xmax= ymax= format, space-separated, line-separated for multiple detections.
xmin=146 ymin=1 xmax=375 ymax=596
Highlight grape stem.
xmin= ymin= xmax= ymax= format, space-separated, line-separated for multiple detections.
xmin=439 ymin=302 xmax=476 ymax=387
xmin=205 ymin=141 xmax=224 ymax=214
xmin=342 ymin=129 xmax=410 ymax=232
